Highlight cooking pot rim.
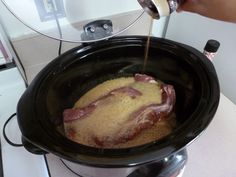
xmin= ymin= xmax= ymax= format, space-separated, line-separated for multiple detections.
xmin=17 ymin=36 xmax=220 ymax=167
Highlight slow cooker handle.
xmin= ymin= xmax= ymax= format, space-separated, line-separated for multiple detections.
xmin=81 ymin=20 xmax=113 ymax=44
xmin=22 ymin=136 xmax=48 ymax=155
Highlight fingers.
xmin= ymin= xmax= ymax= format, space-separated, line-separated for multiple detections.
xmin=176 ymin=0 xmax=236 ymax=23
xmin=177 ymin=0 xmax=205 ymax=14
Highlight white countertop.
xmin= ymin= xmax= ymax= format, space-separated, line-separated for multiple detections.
xmin=0 ymin=68 xmax=49 ymax=177
xmin=183 ymin=94 xmax=236 ymax=177
xmin=1 ymin=68 xmax=236 ymax=177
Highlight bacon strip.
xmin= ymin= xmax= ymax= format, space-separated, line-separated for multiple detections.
xmin=92 ymin=84 xmax=176 ymax=147
xmin=134 ymin=73 xmax=157 ymax=83
xmin=110 ymin=86 xmax=142 ymax=99
xmin=63 ymin=105 xmax=96 ymax=123
xmin=63 ymin=86 xmax=142 ymax=122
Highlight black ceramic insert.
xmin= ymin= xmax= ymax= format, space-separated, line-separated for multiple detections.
xmin=17 ymin=36 xmax=220 ymax=167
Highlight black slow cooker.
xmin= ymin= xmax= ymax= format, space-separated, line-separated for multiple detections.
xmin=17 ymin=36 xmax=220 ymax=177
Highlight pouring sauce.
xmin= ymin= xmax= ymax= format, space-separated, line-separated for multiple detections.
xmin=142 ymin=18 xmax=154 ymax=72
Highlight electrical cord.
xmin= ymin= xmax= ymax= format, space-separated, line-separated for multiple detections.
xmin=3 ymin=115 xmax=53 ymax=177
xmin=2 ymin=2 xmax=64 ymax=177
xmin=60 ymin=159 xmax=84 ymax=177
xmin=43 ymin=2 xmax=63 ymax=176
xmin=58 ymin=40 xmax=62 ymax=56
xmin=15 ymin=56 xmax=29 ymax=87
xmin=44 ymin=155 xmax=52 ymax=177
xmin=2 ymin=113 xmax=23 ymax=147
xmin=49 ymin=0 xmax=63 ymax=56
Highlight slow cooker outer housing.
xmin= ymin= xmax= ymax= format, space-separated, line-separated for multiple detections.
xmin=17 ymin=36 xmax=220 ymax=167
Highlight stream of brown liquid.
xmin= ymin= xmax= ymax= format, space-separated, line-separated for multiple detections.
xmin=142 ymin=18 xmax=154 ymax=72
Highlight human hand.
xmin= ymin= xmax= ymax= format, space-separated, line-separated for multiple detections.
xmin=178 ymin=0 xmax=236 ymax=23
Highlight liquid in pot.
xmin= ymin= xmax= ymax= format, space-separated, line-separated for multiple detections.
xmin=63 ymin=74 xmax=176 ymax=148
